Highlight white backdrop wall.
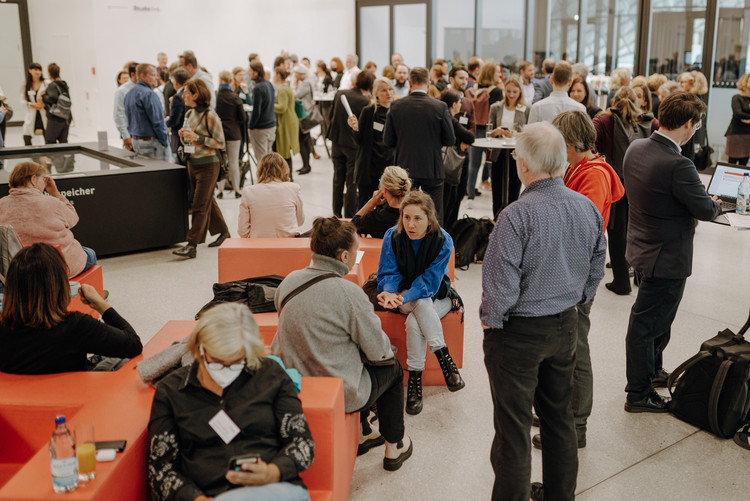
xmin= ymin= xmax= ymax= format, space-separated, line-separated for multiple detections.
xmin=27 ymin=0 xmax=355 ymax=142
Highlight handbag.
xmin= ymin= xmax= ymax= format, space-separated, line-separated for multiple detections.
xmin=668 ymin=312 xmax=750 ymax=439
xmin=1 ymin=102 xmax=13 ymax=122
xmin=442 ymin=145 xmax=466 ymax=186
xmin=294 ymin=98 xmax=307 ymax=119
xmin=694 ymin=130 xmax=714 ymax=171
xmin=299 ymin=105 xmax=323 ymax=133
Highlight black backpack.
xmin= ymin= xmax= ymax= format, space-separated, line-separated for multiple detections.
xmin=611 ymin=112 xmax=652 ymax=178
xmin=448 ymin=215 xmax=495 ymax=269
xmin=668 ymin=315 xmax=750 ymax=439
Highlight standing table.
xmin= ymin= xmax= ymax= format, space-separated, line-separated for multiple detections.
xmin=472 ymin=137 xmax=517 ymax=216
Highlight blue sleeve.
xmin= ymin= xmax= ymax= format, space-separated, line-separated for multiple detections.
xmin=479 ymin=212 xmax=523 ymax=328
xmin=377 ymin=228 xmax=403 ymax=294
xmin=147 ymin=92 xmax=169 ymax=146
xmin=400 ymin=230 xmax=452 ymax=304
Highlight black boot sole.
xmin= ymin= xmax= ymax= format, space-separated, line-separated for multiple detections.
xmin=405 ymin=401 xmax=423 ymax=415
xmin=383 ymin=440 xmax=413 ymax=471
xmin=357 ymin=435 xmax=385 ymax=456
xmin=447 ymin=379 xmax=465 ymax=392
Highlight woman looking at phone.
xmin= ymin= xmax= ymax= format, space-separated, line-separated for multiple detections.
xmin=148 ymin=303 xmax=314 ymax=501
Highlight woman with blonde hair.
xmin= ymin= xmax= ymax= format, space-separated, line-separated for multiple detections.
xmin=725 ymin=73 xmax=750 ymax=165
xmin=238 ymin=152 xmax=303 ymax=238
xmin=647 ymin=73 xmax=668 ymax=118
xmin=606 ymin=66 xmax=631 ymax=107
xmin=347 ymin=77 xmax=396 ymax=207
xmin=352 ymin=166 xmax=411 ymax=238
xmin=678 ymin=70 xmax=709 ymax=98
xmin=148 ymin=302 xmax=314 ymax=501
xmin=467 ymin=62 xmax=504 ymax=200
xmin=377 ymin=191 xmax=465 ymax=415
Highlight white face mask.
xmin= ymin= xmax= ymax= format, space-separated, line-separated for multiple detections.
xmin=204 ymin=363 xmax=242 ymax=388
xmin=200 ymin=345 xmax=244 ymax=389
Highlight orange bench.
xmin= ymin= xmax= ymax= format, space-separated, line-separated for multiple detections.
xmin=68 ymin=265 xmax=104 ymax=318
xmin=0 ymin=320 xmax=358 ymax=501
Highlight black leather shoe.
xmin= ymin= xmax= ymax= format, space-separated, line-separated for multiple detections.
xmin=624 ymin=390 xmax=671 ymax=413
xmin=208 ymin=233 xmax=230 ymax=248
xmin=434 ymin=347 xmax=465 ymax=391
xmin=605 ymin=282 xmax=631 ymax=295
xmin=216 ymin=192 xmax=223 ymax=199
xmin=406 ymin=371 xmax=423 ymax=415
xmin=297 ymin=167 xmax=311 ymax=175
xmin=172 ymin=244 xmax=196 ymax=259
xmin=530 ymin=482 xmax=544 ymax=501
xmin=532 ymin=433 xmax=586 ymax=450
xmin=652 ymin=369 xmax=670 ymax=388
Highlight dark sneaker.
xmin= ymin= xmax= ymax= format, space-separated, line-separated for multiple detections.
xmin=625 ymin=390 xmax=671 ymax=413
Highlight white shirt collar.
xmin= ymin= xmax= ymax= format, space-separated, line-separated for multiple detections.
xmin=654 ymin=130 xmax=681 ymax=150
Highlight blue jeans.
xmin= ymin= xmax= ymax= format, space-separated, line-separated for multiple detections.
xmin=82 ymin=246 xmax=97 ymax=272
xmin=133 ymin=137 xmax=171 ymax=162
xmin=214 ymin=483 xmax=309 ymax=501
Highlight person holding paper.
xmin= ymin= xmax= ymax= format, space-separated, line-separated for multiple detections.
xmin=326 ymin=71 xmax=374 ymax=218
xmin=148 ymin=303 xmax=314 ymax=501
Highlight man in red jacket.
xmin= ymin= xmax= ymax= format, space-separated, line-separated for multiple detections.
xmin=523 ymin=110 xmax=623 ymax=453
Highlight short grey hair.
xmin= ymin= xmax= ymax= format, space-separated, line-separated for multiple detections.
xmin=347 ymin=53 xmax=359 ymax=65
xmin=571 ymin=62 xmax=588 ymax=78
xmin=514 ymin=122 xmax=567 ymax=177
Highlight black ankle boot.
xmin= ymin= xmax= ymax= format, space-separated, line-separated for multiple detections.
xmin=435 ymin=346 xmax=465 ymax=392
xmin=406 ymin=371 xmax=423 ymax=415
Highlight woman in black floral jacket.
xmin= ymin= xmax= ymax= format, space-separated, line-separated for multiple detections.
xmin=147 ymin=303 xmax=314 ymax=501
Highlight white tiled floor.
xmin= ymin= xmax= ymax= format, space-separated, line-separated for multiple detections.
xmin=5 ymin=127 xmax=750 ymax=499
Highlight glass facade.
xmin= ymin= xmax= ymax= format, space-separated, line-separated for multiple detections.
xmin=647 ymin=0 xmax=708 ymax=78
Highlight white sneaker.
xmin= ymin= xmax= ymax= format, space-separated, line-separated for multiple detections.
xmin=383 ymin=435 xmax=413 ymax=471
xmin=467 ymin=200 xmax=474 ymax=210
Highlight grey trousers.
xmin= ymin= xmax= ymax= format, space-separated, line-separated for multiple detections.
xmin=398 ymin=296 xmax=452 ymax=371
xmin=219 ymin=139 xmax=241 ymax=192
xmin=249 ymin=127 xmax=276 ymax=162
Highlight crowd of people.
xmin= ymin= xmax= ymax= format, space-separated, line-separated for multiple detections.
xmin=0 ymin=46 xmax=746 ymax=501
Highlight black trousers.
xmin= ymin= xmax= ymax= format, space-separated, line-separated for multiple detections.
xmin=484 ymin=309 xmax=579 ymax=501
xmin=490 ymin=151 xmax=521 ymax=219
xmin=44 ymin=116 xmax=69 ymax=144
xmin=625 ymin=275 xmax=686 ymax=400
xmin=299 ymin=130 xmax=313 ymax=170
xmin=729 ymin=156 xmax=749 ymax=166
xmin=443 ymin=155 xmax=470 ymax=229
xmin=607 ymin=194 xmax=631 ymax=292
xmin=331 ymin=143 xmax=358 ymax=218
xmin=412 ymin=178 xmax=444 ymax=226
xmin=357 ymin=359 xmax=405 ymax=444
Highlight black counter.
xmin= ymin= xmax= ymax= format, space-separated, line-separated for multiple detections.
xmin=0 ymin=143 xmax=188 ymax=256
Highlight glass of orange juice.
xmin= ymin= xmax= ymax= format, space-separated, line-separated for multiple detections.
xmin=74 ymin=424 xmax=96 ymax=481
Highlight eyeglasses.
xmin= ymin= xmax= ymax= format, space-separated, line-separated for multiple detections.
xmin=200 ymin=345 xmax=245 ymax=371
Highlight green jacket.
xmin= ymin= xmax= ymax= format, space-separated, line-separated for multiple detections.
xmin=274 ymin=85 xmax=299 ymax=158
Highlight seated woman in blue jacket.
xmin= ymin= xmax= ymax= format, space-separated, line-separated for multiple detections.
xmin=376 ymin=190 xmax=464 ymax=415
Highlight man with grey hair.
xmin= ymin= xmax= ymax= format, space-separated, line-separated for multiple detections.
xmin=481 ymin=121 xmax=605 ymax=501
xmin=339 ymin=54 xmax=361 ymax=90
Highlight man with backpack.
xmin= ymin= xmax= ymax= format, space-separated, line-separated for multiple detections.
xmin=40 ymin=63 xmax=71 ymax=144
xmin=623 ymin=92 xmax=721 ymax=413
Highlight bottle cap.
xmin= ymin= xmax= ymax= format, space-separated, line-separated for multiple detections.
xmin=55 ymin=415 xmax=66 ymax=425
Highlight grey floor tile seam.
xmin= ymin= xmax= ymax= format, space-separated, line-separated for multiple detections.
xmin=675 ymin=306 xmax=743 ymax=332
xmin=576 ymin=429 xmax=701 ymax=496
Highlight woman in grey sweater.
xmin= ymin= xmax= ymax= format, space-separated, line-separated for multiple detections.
xmin=271 ymin=217 xmax=412 ymax=471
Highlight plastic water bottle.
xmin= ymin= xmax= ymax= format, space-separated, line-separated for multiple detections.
xmin=737 ymin=173 xmax=750 ymax=214
xmin=50 ymin=415 xmax=78 ymax=493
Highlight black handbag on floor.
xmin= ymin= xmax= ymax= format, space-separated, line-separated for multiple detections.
xmin=668 ymin=310 xmax=750 ymax=439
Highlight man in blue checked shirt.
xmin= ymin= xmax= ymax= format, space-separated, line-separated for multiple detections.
xmin=125 ymin=63 xmax=170 ymax=161
xmin=480 ymin=122 xmax=606 ymax=501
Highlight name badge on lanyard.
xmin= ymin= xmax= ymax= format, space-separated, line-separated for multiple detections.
xmin=208 ymin=409 xmax=241 ymax=444
xmin=373 ymin=121 xmax=384 ymax=132
xmin=459 ymin=116 xmax=468 ymax=125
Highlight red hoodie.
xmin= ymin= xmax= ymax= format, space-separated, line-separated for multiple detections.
xmin=563 ymin=154 xmax=625 ymax=229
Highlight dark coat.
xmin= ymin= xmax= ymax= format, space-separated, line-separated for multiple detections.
xmin=383 ymin=91 xmax=455 ymax=180
xmin=353 ymin=104 xmax=393 ymax=186
xmin=326 ymin=88 xmax=371 ymax=151
xmin=725 ymin=94 xmax=750 ymax=136
xmin=532 ymin=75 xmax=552 ymax=103
xmin=624 ymin=133 xmax=721 ymax=278
xmin=216 ymin=87 xmax=246 ymax=141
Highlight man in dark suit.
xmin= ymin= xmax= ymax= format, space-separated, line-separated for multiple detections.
xmin=327 ymin=71 xmax=374 ymax=217
xmin=383 ymin=67 xmax=455 ymax=224
xmin=623 ymin=92 xmax=721 ymax=413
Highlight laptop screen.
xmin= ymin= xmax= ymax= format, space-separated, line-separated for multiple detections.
xmin=707 ymin=163 xmax=750 ymax=199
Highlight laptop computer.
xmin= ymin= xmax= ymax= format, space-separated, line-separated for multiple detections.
xmin=706 ymin=162 xmax=750 ymax=213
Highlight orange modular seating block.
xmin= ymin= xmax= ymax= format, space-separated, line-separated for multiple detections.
xmin=376 ymin=309 xmax=464 ymax=386
xmin=68 ymin=265 xmax=104 ymax=318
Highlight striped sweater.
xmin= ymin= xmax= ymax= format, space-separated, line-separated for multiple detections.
xmin=181 ymin=106 xmax=225 ymax=165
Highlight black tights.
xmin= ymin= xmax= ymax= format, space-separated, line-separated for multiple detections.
xmin=728 ymin=157 xmax=749 ymax=166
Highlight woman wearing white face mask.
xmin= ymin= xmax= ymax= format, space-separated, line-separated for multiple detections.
xmin=147 ymin=303 xmax=314 ymax=501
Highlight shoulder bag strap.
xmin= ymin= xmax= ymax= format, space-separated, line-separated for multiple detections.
xmin=668 ymin=350 xmax=712 ymax=396
xmin=708 ymin=359 xmax=734 ymax=437
xmin=278 ymin=273 xmax=339 ymax=313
